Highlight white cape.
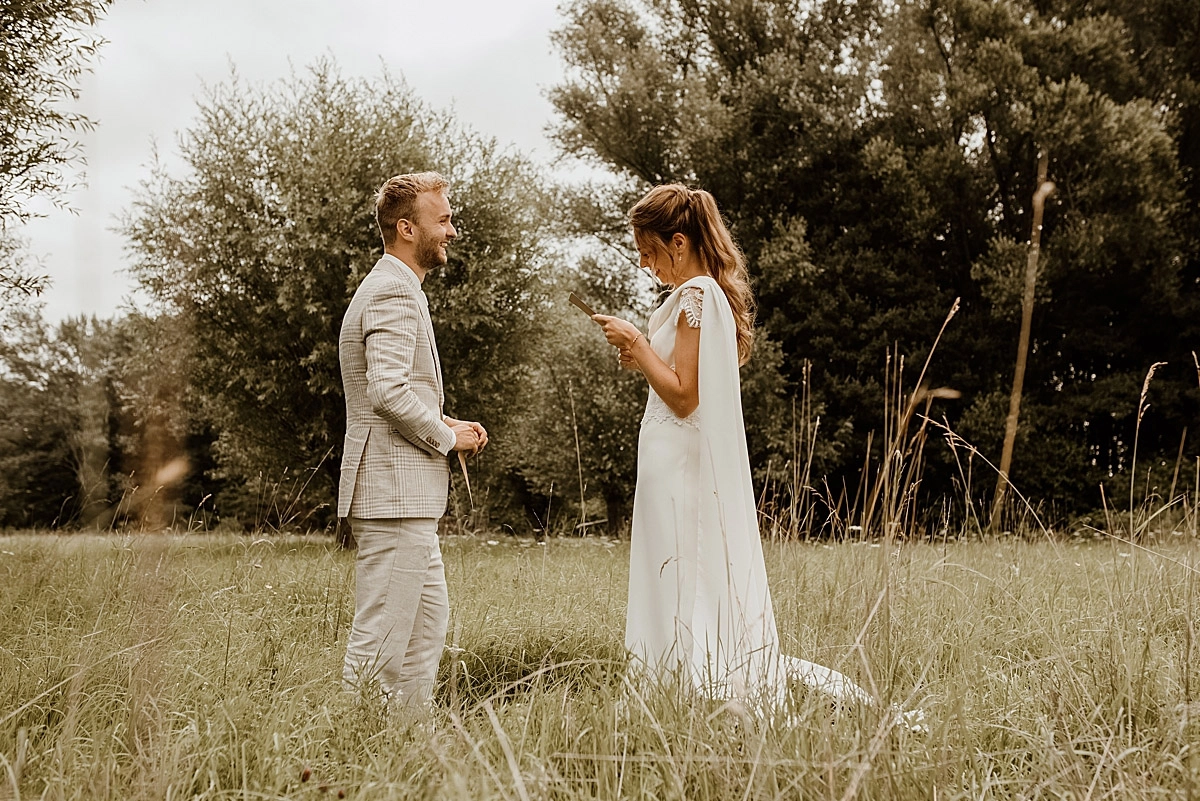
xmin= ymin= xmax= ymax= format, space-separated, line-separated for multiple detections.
xmin=663 ymin=275 xmax=873 ymax=706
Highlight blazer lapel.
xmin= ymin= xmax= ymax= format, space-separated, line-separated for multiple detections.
xmin=419 ymin=296 xmax=446 ymax=406
xmin=374 ymin=256 xmax=446 ymax=406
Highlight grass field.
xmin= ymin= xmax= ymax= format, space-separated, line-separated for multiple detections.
xmin=1 ymin=531 xmax=1198 ymax=799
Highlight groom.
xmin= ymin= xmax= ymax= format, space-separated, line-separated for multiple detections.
xmin=338 ymin=171 xmax=487 ymax=708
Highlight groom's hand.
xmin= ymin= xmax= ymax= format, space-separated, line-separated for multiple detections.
xmin=467 ymin=421 xmax=489 ymax=452
xmin=449 ymin=422 xmax=481 ymax=455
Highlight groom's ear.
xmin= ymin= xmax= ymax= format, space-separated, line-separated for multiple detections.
xmin=396 ymin=217 xmax=414 ymax=242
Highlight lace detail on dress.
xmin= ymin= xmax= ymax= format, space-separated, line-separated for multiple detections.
xmin=643 ymin=390 xmax=699 ymax=428
xmin=679 ymin=286 xmax=703 ymax=328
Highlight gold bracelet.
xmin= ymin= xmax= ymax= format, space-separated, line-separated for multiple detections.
xmin=631 ymin=333 xmax=643 ymax=347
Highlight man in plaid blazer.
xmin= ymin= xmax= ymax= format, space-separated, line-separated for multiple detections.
xmin=338 ymin=171 xmax=486 ymax=708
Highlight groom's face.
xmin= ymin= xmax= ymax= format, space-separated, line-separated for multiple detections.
xmin=411 ymin=190 xmax=457 ymax=272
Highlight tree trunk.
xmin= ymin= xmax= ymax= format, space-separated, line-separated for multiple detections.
xmin=605 ymin=489 xmax=629 ymax=539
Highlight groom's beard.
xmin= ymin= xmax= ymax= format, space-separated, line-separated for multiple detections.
xmin=414 ymin=228 xmax=448 ymax=273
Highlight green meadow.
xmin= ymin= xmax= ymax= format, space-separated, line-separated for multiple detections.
xmin=2 ymin=532 xmax=1198 ymax=799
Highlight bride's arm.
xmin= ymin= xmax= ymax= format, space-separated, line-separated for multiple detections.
xmin=593 ymin=312 xmax=700 ymax=418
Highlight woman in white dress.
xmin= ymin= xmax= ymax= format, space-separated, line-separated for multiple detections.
xmin=592 ymin=184 xmax=874 ymax=707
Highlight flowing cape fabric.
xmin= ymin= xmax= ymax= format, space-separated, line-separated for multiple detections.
xmin=675 ymin=275 xmax=874 ymax=706
xmin=684 ymin=275 xmax=779 ymax=696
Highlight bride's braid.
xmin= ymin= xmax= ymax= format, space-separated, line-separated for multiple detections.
xmin=629 ymin=185 xmax=756 ymax=365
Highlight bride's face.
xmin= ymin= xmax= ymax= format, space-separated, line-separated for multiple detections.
xmin=635 ymin=233 xmax=678 ymax=285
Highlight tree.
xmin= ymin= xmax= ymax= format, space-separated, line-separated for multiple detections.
xmin=549 ymin=0 xmax=1199 ymax=525
xmin=109 ymin=310 xmax=222 ymax=528
xmin=0 ymin=308 xmax=124 ymax=527
xmin=0 ymin=302 xmax=233 ymax=531
xmin=883 ymin=0 xmax=1192 ymax=513
xmin=124 ymin=61 xmax=552 ymax=528
xmin=0 ymin=232 xmax=45 ymax=328
xmin=0 ymin=0 xmax=111 ymax=295
xmin=508 ymin=254 xmax=650 ymax=535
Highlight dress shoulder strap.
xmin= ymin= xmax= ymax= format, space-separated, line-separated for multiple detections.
xmin=678 ymin=285 xmax=703 ymax=328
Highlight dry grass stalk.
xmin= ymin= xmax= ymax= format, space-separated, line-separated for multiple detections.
xmin=991 ymin=151 xmax=1055 ymax=533
xmin=861 ymin=298 xmax=960 ymax=541
xmin=1128 ymin=362 xmax=1169 ymax=539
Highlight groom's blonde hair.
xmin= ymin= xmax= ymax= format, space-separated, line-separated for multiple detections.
xmin=375 ymin=171 xmax=450 ymax=245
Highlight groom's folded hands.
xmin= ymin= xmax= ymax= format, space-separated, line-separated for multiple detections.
xmin=444 ymin=416 xmax=488 ymax=455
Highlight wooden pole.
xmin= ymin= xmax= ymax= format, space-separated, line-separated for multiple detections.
xmin=990 ymin=152 xmax=1055 ymax=532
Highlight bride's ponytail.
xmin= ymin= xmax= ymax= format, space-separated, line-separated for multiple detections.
xmin=629 ymin=185 xmax=756 ymax=364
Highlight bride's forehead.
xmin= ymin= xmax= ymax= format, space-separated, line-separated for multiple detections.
xmin=634 ymin=230 xmax=671 ymax=248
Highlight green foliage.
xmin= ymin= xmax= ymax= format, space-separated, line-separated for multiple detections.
xmin=123 ymin=61 xmax=552 ymax=528
xmin=0 ymin=310 xmax=119 ymax=526
xmin=506 ymin=255 xmax=650 ymax=534
xmin=0 ymin=0 xmax=111 ymax=295
xmin=0 ymin=231 xmax=48 ymax=301
xmin=550 ymin=0 xmax=1200 ymax=521
xmin=110 ymin=311 xmax=222 ymax=528
xmin=0 ymin=308 xmax=218 ymax=529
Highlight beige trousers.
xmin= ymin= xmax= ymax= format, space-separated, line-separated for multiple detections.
xmin=342 ymin=517 xmax=448 ymax=707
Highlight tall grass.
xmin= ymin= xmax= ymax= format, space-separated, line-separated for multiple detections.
xmin=2 ymin=532 xmax=1198 ymax=798
xmin=758 ymin=327 xmax=1200 ymax=546
xmin=759 ymin=304 xmax=983 ymax=543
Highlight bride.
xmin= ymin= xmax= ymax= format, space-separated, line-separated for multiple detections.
xmin=591 ymin=184 xmax=874 ymax=708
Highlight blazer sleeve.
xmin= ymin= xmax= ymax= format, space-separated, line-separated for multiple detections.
xmin=362 ymin=280 xmax=456 ymax=457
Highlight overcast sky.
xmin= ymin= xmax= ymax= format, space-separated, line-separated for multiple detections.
xmin=19 ymin=0 xmax=567 ymax=322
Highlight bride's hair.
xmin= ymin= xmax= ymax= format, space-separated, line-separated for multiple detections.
xmin=630 ymin=184 xmax=755 ymax=364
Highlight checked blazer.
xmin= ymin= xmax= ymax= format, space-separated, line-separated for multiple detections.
xmin=338 ymin=255 xmax=457 ymax=519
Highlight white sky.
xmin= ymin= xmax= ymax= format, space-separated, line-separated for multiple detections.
xmin=17 ymin=0 xmax=568 ymax=321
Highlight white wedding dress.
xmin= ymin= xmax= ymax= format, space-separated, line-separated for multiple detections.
xmin=625 ymin=275 xmax=874 ymax=707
